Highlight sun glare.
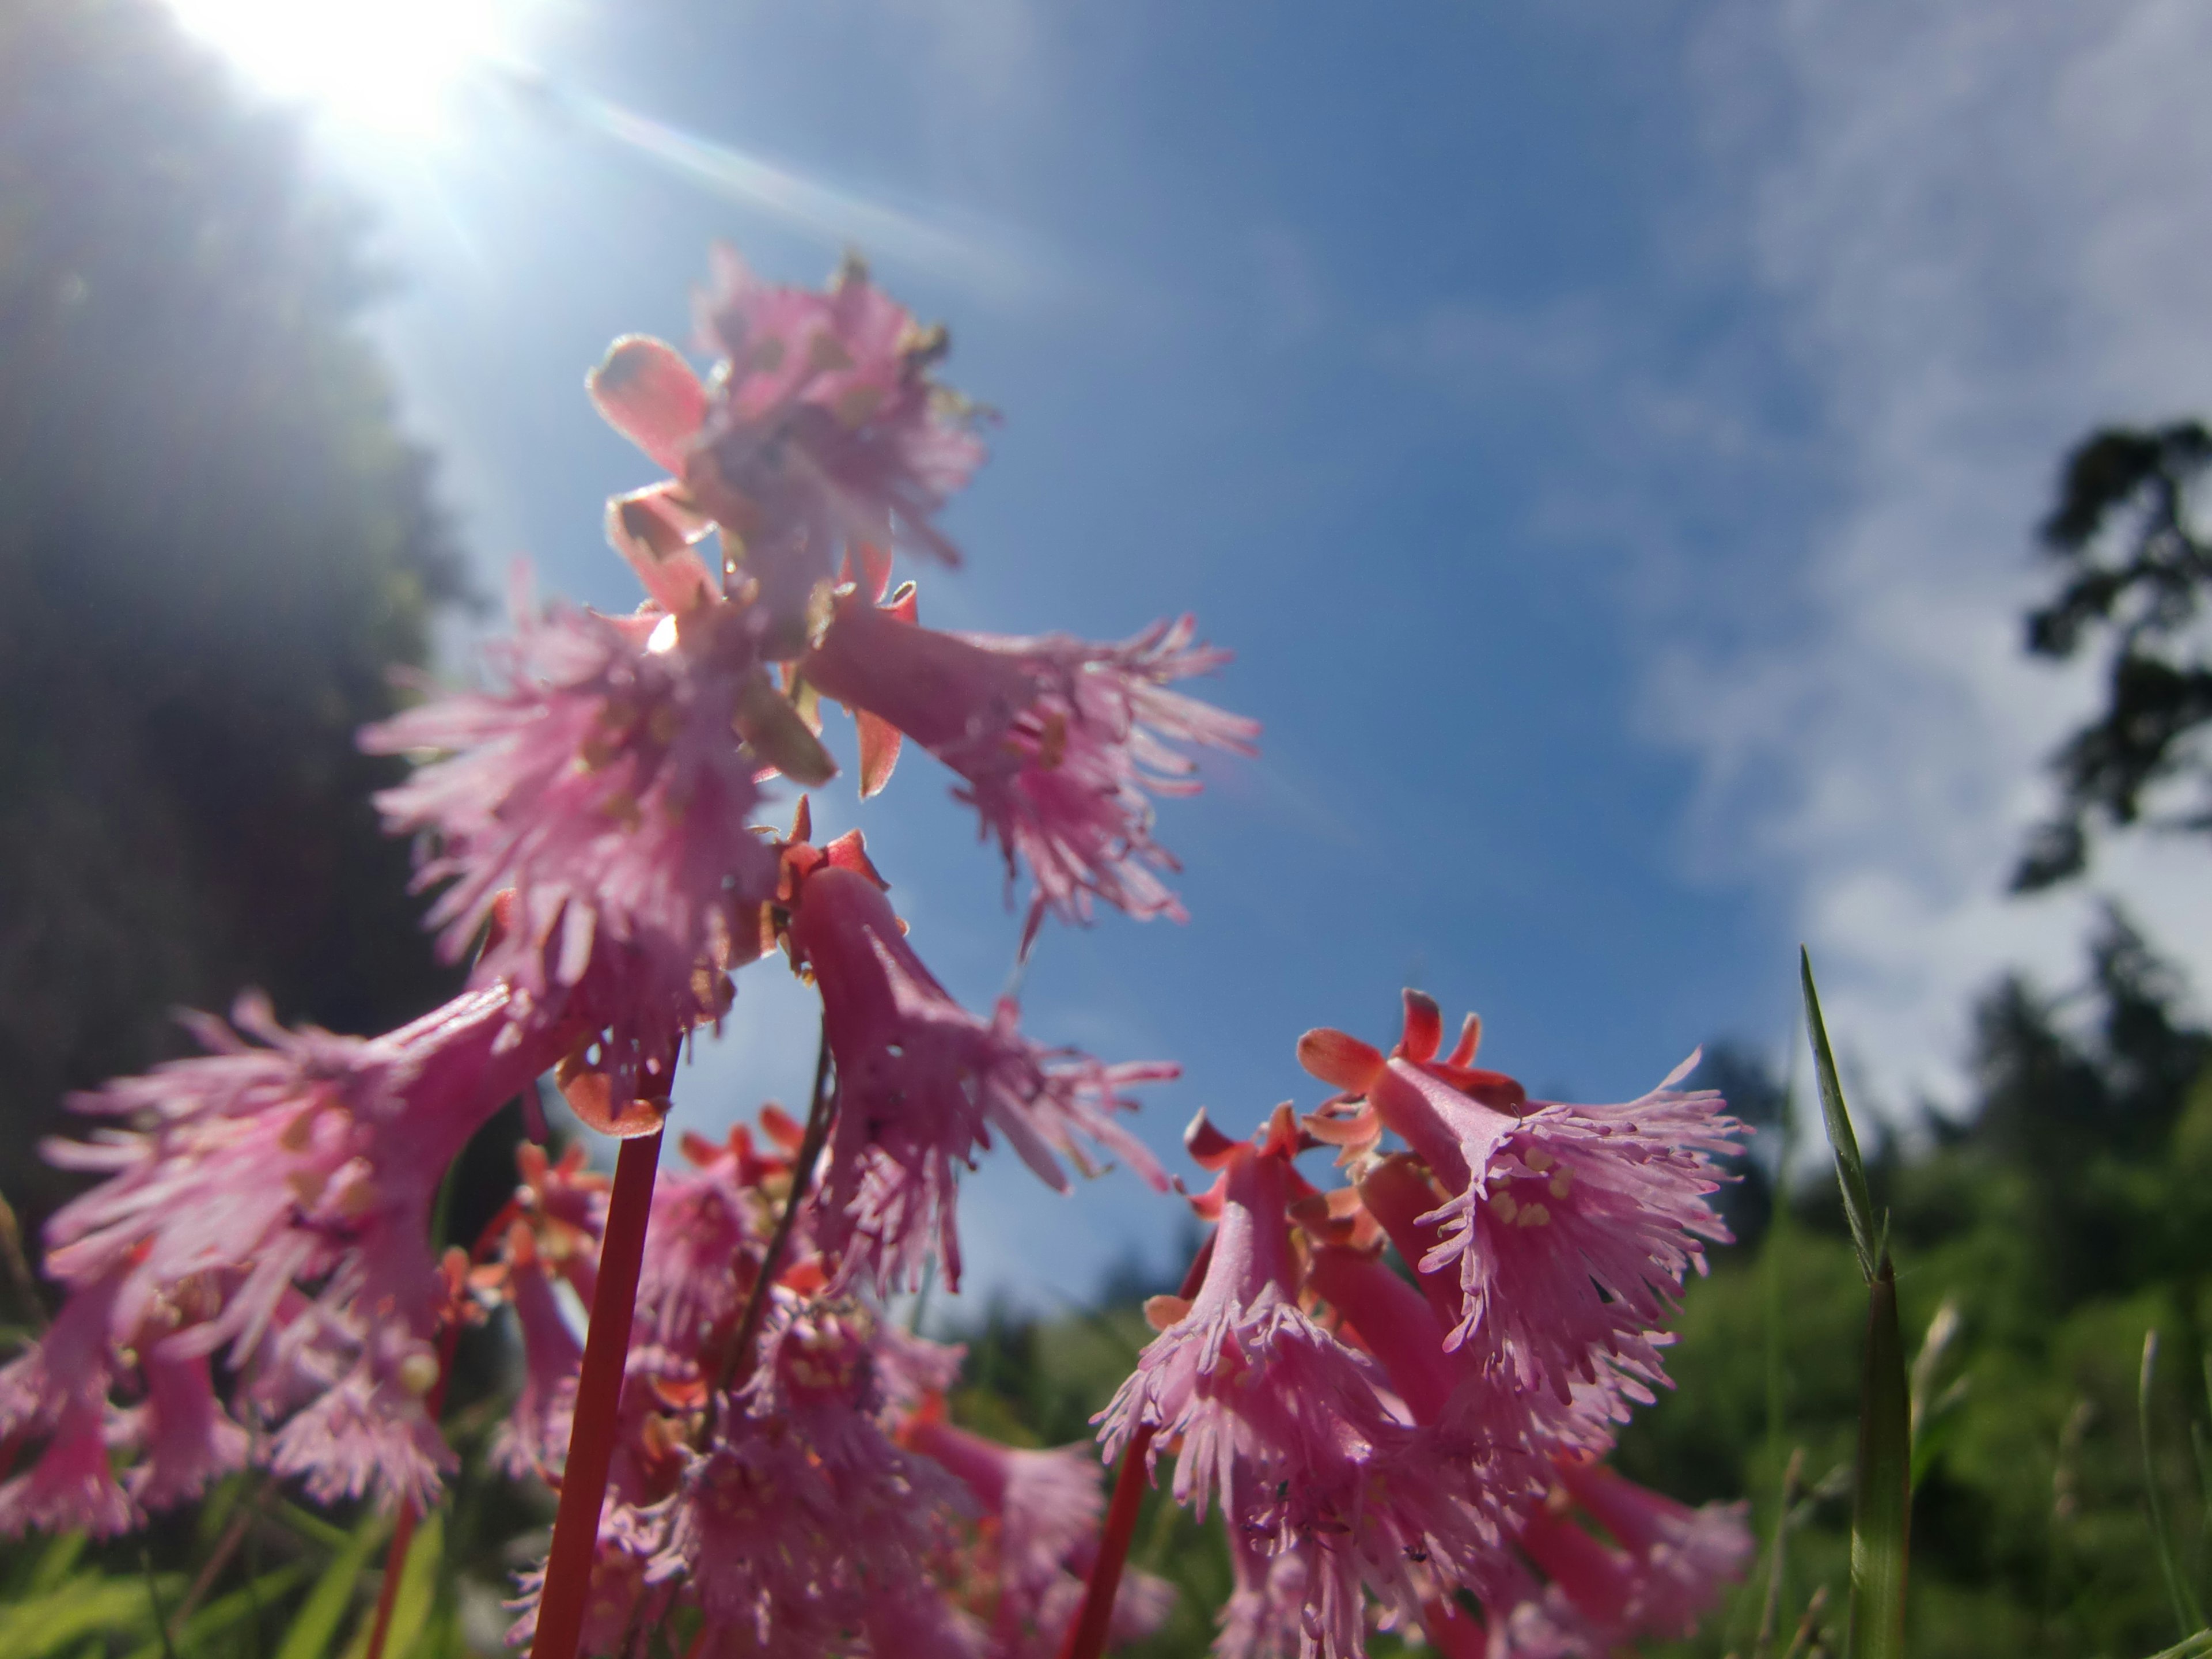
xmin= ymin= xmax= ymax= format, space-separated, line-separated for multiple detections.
xmin=166 ymin=0 xmax=504 ymax=135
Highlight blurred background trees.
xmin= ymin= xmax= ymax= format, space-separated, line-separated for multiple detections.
xmin=0 ymin=0 xmax=466 ymax=1241
xmin=2016 ymin=421 xmax=2212 ymax=891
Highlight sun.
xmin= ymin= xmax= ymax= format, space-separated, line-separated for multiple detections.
xmin=166 ymin=0 xmax=507 ymax=136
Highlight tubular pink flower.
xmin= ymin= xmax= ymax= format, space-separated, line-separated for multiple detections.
xmin=1099 ymin=1115 xmax=1506 ymax=1659
xmin=1537 ymin=1461 xmax=1753 ymax=1641
xmin=589 ymin=250 xmax=986 ymax=629
xmin=803 ymin=595 xmax=1258 ymax=925
xmin=0 ymin=986 xmax=556 ymax=1529
xmin=904 ymin=1404 xmax=1173 ymax=1658
xmin=1301 ymin=1000 xmax=1741 ymax=1413
xmin=1214 ymin=1531 xmax=1310 ymax=1659
xmin=908 ymin=1414 xmax=1100 ymax=1601
xmin=638 ymin=1301 xmax=976 ymax=1659
xmin=363 ymin=586 xmax=775 ymax=1110
xmin=1375 ymin=1055 xmax=1738 ymax=1405
xmin=786 ymin=863 xmax=1172 ymax=1291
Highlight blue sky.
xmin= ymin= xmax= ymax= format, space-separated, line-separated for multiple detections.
xmin=175 ymin=0 xmax=2212 ymax=1306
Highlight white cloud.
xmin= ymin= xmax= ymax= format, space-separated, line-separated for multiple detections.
xmin=1654 ymin=0 xmax=2212 ymax=1107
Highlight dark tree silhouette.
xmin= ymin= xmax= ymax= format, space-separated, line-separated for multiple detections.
xmin=2016 ymin=420 xmax=2212 ymax=889
xmin=0 ymin=0 xmax=469 ymax=1240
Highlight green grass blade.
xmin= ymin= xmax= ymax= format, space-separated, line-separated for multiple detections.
xmin=2141 ymin=1331 xmax=2205 ymax=1637
xmin=1800 ymin=949 xmax=1880 ymax=1282
xmin=1849 ymin=1260 xmax=1912 ymax=1659
xmin=0 ymin=1574 xmax=182 ymax=1659
xmin=123 ymin=1563 xmax=310 ymax=1659
xmin=272 ymin=1511 xmax=387 ymax=1659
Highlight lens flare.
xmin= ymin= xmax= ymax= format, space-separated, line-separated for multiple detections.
xmin=166 ymin=0 xmax=502 ymax=135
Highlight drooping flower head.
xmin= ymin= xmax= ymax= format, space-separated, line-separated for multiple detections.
xmin=903 ymin=1397 xmax=1175 ymax=1659
xmin=0 ymin=985 xmax=556 ymax=1531
xmin=802 ymin=585 xmax=1258 ymax=927
xmin=1298 ymin=992 xmax=1744 ymax=1412
xmin=589 ymin=249 xmax=987 ymax=637
xmin=783 ymin=854 xmax=1172 ymax=1292
xmin=363 ymin=584 xmax=780 ymax=1113
xmin=1100 ymin=1108 xmax=1515 ymax=1659
xmin=1495 ymin=1460 xmax=1752 ymax=1657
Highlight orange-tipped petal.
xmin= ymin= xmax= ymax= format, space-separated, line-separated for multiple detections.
xmin=758 ymin=1105 xmax=804 ymax=1150
xmin=1184 ymin=1109 xmax=1243 ymax=1169
xmin=884 ymin=580 xmax=919 ymax=625
xmin=1143 ymin=1294 xmax=1193 ymax=1332
xmin=823 ymin=830 xmax=887 ymax=888
xmin=1397 ymin=990 xmax=1443 ymax=1061
xmin=1297 ymin=1028 xmax=1386 ymax=1092
xmin=1445 ymin=1012 xmax=1483 ymax=1067
xmin=856 ymin=709 xmax=903 ymax=799
xmin=588 ymin=334 xmax=709 ymax=471
xmin=1302 ymin=1102 xmax=1381 ymax=1148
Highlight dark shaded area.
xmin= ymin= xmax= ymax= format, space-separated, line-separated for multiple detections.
xmin=0 ymin=0 xmax=471 ymax=1253
xmin=2017 ymin=420 xmax=2212 ymax=889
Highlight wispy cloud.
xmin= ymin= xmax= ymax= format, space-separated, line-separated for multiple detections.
xmin=1650 ymin=0 xmax=2212 ymax=1105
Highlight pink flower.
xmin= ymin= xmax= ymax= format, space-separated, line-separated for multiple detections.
xmin=1536 ymin=1461 xmax=1752 ymax=1641
xmin=802 ymin=592 xmax=1258 ymax=926
xmin=639 ymin=1301 xmax=978 ymax=1659
xmin=904 ymin=1404 xmax=1173 ymax=1658
xmin=0 ymin=985 xmax=556 ymax=1528
xmin=1300 ymin=997 xmax=1743 ymax=1412
xmin=363 ymin=586 xmax=777 ymax=1111
xmin=786 ymin=861 xmax=1172 ymax=1291
xmin=1099 ymin=1112 xmax=1505 ymax=1659
xmin=589 ymin=249 xmax=986 ymax=630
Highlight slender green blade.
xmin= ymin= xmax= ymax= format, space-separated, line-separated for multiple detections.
xmin=122 ymin=1563 xmax=310 ymax=1659
xmin=272 ymin=1511 xmax=387 ymax=1659
xmin=1849 ymin=1261 xmax=1911 ymax=1659
xmin=0 ymin=1574 xmax=181 ymax=1659
xmin=1801 ymin=949 xmax=1881 ymax=1283
xmin=2140 ymin=1331 xmax=2205 ymax=1638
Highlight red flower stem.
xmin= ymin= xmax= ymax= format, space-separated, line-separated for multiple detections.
xmin=696 ymin=1022 xmax=832 ymax=1448
xmin=529 ymin=1127 xmax=664 ymax=1659
xmin=1056 ymin=1422 xmax=1154 ymax=1659
xmin=1058 ymin=1239 xmax=1212 ymax=1659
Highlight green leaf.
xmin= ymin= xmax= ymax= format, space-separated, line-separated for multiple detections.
xmin=21 ymin=1535 xmax=86 ymax=1597
xmin=122 ymin=1563 xmax=310 ymax=1659
xmin=1849 ymin=1262 xmax=1911 ymax=1659
xmin=272 ymin=1510 xmax=388 ymax=1659
xmin=2141 ymin=1331 xmax=2205 ymax=1638
xmin=0 ymin=1574 xmax=181 ymax=1659
xmin=1801 ymin=949 xmax=1881 ymax=1283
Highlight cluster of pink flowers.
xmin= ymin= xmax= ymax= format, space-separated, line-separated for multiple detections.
xmin=1097 ymin=993 xmax=1753 ymax=1658
xmin=0 ymin=246 xmax=1749 ymax=1659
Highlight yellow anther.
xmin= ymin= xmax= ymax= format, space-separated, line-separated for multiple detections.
xmin=397 ymin=1349 xmax=442 ymax=1397
xmin=278 ymin=1108 xmax=318 ymax=1153
xmin=1550 ymin=1168 xmax=1574 ymax=1199
xmin=336 ymin=1174 xmax=378 ymax=1218
xmin=1517 ymin=1202 xmax=1552 ymax=1228
xmin=1524 ymin=1147 xmax=1554 ymax=1173
xmin=1490 ymin=1191 xmax=1519 ymax=1224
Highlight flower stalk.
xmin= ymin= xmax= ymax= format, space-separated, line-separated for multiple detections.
xmin=528 ymin=1126 xmax=665 ymax=1659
